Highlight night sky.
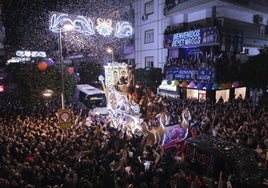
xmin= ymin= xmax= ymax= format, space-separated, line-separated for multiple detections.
xmin=2 ymin=0 xmax=135 ymax=62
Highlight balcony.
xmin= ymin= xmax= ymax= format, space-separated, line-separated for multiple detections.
xmin=164 ymin=0 xmax=268 ymax=16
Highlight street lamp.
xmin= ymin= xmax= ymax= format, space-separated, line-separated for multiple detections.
xmin=59 ymin=23 xmax=74 ymax=109
xmin=107 ymin=48 xmax=115 ymax=85
xmin=41 ymin=89 xmax=54 ymax=99
xmin=107 ymin=48 xmax=114 ymax=62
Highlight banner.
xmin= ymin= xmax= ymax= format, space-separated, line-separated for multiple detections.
xmin=166 ymin=67 xmax=215 ymax=83
xmin=164 ymin=26 xmax=219 ymax=48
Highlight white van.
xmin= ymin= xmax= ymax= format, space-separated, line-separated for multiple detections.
xmin=75 ymin=84 xmax=107 ymax=113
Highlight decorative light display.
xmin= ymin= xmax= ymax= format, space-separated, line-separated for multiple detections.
xmin=49 ymin=13 xmax=95 ymax=35
xmin=16 ymin=50 xmax=47 ymax=58
xmin=95 ymin=18 xmax=113 ymax=36
xmin=49 ymin=13 xmax=133 ymax=38
xmin=114 ymin=22 xmax=133 ymax=38
xmin=7 ymin=57 xmax=31 ymax=64
xmin=7 ymin=50 xmax=47 ymax=64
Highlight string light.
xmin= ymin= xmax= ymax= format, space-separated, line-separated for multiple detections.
xmin=95 ymin=18 xmax=113 ymax=36
xmin=49 ymin=13 xmax=133 ymax=38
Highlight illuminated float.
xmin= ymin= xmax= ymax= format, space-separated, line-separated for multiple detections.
xmin=100 ymin=62 xmax=143 ymax=135
xmin=100 ymin=62 xmax=191 ymax=149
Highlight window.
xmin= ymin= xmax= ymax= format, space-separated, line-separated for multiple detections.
xmin=145 ymin=1 xmax=154 ymax=15
xmin=145 ymin=29 xmax=154 ymax=43
xmin=260 ymin=25 xmax=265 ymax=37
xmin=145 ymin=56 xmax=154 ymax=67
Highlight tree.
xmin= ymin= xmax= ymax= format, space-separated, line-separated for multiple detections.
xmin=135 ymin=67 xmax=163 ymax=92
xmin=11 ymin=62 xmax=77 ymax=104
xmin=77 ymin=62 xmax=104 ymax=88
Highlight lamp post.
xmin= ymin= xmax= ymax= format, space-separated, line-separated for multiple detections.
xmin=107 ymin=48 xmax=114 ymax=62
xmin=58 ymin=24 xmax=74 ymax=109
xmin=41 ymin=89 xmax=54 ymax=99
xmin=107 ymin=48 xmax=115 ymax=85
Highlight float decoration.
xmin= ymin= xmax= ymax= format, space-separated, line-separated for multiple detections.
xmin=100 ymin=64 xmax=192 ymax=148
xmin=101 ymin=63 xmax=142 ymax=135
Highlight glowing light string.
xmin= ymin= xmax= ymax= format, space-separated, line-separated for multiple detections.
xmin=74 ymin=16 xmax=95 ymax=35
xmin=16 ymin=50 xmax=47 ymax=58
xmin=49 ymin=13 xmax=95 ymax=35
xmin=114 ymin=22 xmax=133 ymax=38
xmin=49 ymin=13 xmax=71 ymax=33
xmin=49 ymin=13 xmax=133 ymax=38
xmin=95 ymin=18 xmax=113 ymax=36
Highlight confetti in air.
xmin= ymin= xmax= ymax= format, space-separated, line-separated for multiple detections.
xmin=3 ymin=0 xmax=135 ymax=62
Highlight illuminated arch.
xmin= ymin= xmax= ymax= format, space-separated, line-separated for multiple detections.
xmin=49 ymin=12 xmax=133 ymax=38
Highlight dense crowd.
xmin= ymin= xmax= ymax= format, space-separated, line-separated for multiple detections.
xmin=0 ymin=88 xmax=267 ymax=188
xmin=164 ymin=53 xmax=240 ymax=83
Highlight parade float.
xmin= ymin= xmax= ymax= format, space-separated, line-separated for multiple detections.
xmin=99 ymin=62 xmax=142 ymax=135
xmin=99 ymin=62 xmax=191 ymax=149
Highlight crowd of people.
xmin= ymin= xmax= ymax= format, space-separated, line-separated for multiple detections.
xmin=164 ymin=52 xmax=240 ymax=84
xmin=0 ymin=86 xmax=267 ymax=188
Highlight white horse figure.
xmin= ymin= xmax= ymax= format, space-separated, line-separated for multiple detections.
xmin=141 ymin=110 xmax=170 ymax=145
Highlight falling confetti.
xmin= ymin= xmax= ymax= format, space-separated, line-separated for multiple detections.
xmin=3 ymin=0 xmax=135 ymax=62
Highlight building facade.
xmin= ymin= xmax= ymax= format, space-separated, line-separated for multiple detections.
xmin=134 ymin=0 xmax=268 ymax=69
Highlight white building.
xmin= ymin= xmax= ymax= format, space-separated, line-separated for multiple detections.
xmin=134 ymin=0 xmax=268 ymax=68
